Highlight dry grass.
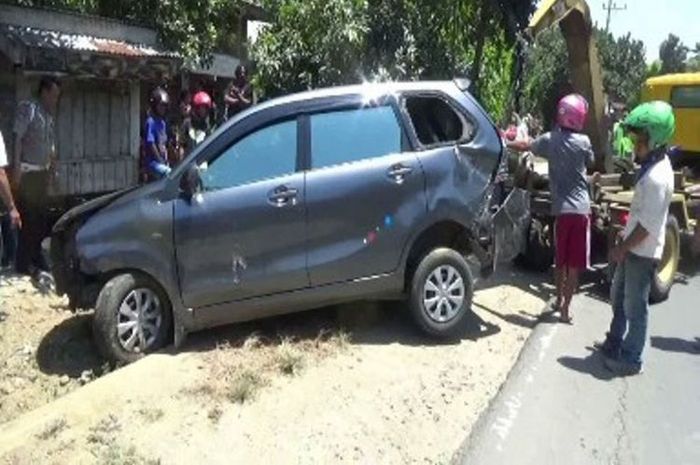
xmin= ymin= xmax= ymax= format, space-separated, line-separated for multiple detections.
xmin=35 ymin=416 xmax=68 ymax=440
xmin=183 ymin=328 xmax=351 ymax=406
xmin=227 ymin=369 xmax=267 ymax=404
xmin=137 ymin=407 xmax=164 ymax=423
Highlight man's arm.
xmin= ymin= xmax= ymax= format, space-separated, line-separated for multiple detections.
xmin=224 ymin=83 xmax=241 ymax=106
xmin=0 ymin=169 xmax=21 ymax=228
xmin=611 ymin=223 xmax=649 ymax=263
xmin=506 ymin=139 xmax=532 ymax=152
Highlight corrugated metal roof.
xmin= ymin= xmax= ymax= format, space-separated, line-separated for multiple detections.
xmin=0 ymin=23 xmax=177 ymax=58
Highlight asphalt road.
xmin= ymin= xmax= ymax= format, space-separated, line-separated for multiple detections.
xmin=456 ymin=263 xmax=700 ymax=465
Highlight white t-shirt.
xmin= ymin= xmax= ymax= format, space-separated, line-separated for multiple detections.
xmin=0 ymin=131 xmax=7 ymax=168
xmin=623 ymin=156 xmax=674 ymax=259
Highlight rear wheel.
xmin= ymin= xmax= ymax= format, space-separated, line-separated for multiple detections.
xmin=650 ymin=215 xmax=680 ymax=303
xmin=516 ymin=218 xmax=554 ymax=272
xmin=409 ymin=248 xmax=474 ymax=338
xmin=93 ymin=273 xmax=172 ymax=364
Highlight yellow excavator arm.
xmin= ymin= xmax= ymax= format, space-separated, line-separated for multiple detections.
xmin=528 ymin=0 xmax=610 ymax=172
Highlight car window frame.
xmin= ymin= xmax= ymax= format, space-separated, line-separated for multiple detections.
xmin=398 ymin=91 xmax=479 ymax=150
xmin=300 ymin=98 xmax=412 ymax=172
xmin=196 ymin=116 xmax=304 ymax=193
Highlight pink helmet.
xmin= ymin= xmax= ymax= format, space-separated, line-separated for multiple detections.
xmin=557 ymin=94 xmax=589 ymax=132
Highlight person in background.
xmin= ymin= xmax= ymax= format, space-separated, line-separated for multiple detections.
xmin=170 ymin=90 xmax=192 ymax=166
xmin=612 ymin=108 xmax=634 ymax=160
xmin=0 ymin=128 xmax=21 ymax=271
xmin=13 ymin=76 xmax=60 ymax=275
xmin=182 ymin=91 xmax=214 ymax=156
xmin=224 ymin=65 xmax=253 ymax=120
xmin=596 ymin=101 xmax=676 ymax=376
xmin=143 ymin=88 xmax=171 ymax=181
xmin=508 ymin=94 xmax=598 ymax=324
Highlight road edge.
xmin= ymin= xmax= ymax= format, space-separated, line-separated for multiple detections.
xmin=451 ymin=305 xmax=558 ymax=464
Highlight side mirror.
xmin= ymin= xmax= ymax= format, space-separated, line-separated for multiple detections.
xmin=180 ymin=164 xmax=203 ymax=201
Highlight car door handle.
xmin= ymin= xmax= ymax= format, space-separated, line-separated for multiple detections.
xmin=387 ymin=164 xmax=413 ymax=183
xmin=268 ymin=186 xmax=298 ymax=207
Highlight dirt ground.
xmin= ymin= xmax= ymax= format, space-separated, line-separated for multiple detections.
xmin=0 ymin=266 xmax=552 ymax=465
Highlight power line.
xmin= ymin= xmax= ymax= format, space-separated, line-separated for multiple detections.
xmin=603 ymin=0 xmax=627 ymax=33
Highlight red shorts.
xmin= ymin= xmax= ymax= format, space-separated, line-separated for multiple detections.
xmin=555 ymin=214 xmax=590 ymax=270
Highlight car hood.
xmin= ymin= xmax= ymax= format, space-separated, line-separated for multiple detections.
xmin=52 ymin=186 xmax=141 ymax=234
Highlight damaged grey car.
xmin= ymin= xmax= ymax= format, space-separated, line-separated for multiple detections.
xmin=51 ymin=81 xmax=528 ymax=363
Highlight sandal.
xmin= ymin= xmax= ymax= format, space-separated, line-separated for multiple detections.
xmin=559 ymin=314 xmax=573 ymax=325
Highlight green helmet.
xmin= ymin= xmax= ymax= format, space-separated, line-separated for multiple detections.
xmin=623 ymin=101 xmax=675 ymax=149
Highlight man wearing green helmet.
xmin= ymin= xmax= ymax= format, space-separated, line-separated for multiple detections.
xmin=596 ymin=101 xmax=676 ymax=375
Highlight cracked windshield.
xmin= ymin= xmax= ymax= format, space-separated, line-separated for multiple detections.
xmin=0 ymin=0 xmax=698 ymax=464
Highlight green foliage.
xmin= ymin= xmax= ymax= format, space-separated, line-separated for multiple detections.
xmin=659 ymin=34 xmax=688 ymax=74
xmin=521 ymin=28 xmax=570 ymax=129
xmin=252 ymin=0 xmax=535 ymax=122
xmin=521 ymin=27 xmax=647 ymax=128
xmin=595 ymin=30 xmax=646 ymax=107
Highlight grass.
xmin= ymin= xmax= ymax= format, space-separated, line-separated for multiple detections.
xmin=87 ymin=414 xmax=121 ymax=446
xmin=36 ymin=416 xmax=68 ymax=440
xmin=98 ymin=443 xmax=160 ymax=465
xmin=275 ymin=339 xmax=305 ymax=375
xmin=182 ymin=328 xmax=352 ymax=407
xmin=137 ymin=407 xmax=164 ymax=423
xmin=227 ymin=369 xmax=266 ymax=404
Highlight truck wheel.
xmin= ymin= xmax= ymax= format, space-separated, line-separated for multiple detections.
xmin=650 ymin=215 xmax=680 ymax=304
xmin=516 ymin=218 xmax=554 ymax=272
xmin=409 ymin=248 xmax=474 ymax=338
xmin=93 ymin=273 xmax=173 ymax=364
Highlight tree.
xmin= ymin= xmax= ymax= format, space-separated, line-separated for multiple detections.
xmin=686 ymin=42 xmax=700 ymax=72
xmin=659 ymin=33 xmax=688 ymax=74
xmin=252 ymin=0 xmax=537 ymax=123
xmin=521 ymin=27 xmax=647 ymax=129
xmin=595 ymin=30 xmax=647 ymax=106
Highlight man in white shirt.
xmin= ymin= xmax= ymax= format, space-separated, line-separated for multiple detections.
xmin=596 ymin=101 xmax=676 ymax=376
xmin=0 ymin=129 xmax=22 ymax=270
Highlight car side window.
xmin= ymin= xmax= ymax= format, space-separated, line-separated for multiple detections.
xmin=201 ymin=120 xmax=297 ymax=191
xmin=310 ymin=106 xmax=402 ymax=169
xmin=404 ymin=95 xmax=475 ymax=146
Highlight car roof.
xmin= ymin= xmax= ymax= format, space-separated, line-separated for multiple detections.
xmin=241 ymin=80 xmax=461 ymax=118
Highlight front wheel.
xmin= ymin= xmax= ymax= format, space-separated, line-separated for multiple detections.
xmin=93 ymin=273 xmax=173 ymax=364
xmin=409 ymin=248 xmax=474 ymax=338
xmin=650 ymin=215 xmax=680 ymax=303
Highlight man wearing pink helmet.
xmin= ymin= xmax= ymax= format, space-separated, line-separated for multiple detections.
xmin=509 ymin=93 xmax=597 ymax=323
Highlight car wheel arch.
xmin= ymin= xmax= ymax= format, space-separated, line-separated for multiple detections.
xmin=402 ymin=219 xmax=473 ymax=292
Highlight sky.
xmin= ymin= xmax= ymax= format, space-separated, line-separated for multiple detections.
xmin=587 ymin=0 xmax=699 ymax=62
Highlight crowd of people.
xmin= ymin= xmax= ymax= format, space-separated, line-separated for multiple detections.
xmin=141 ymin=64 xmax=254 ymax=182
xmin=0 ymin=65 xmax=254 ymax=275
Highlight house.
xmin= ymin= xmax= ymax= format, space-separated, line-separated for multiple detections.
xmin=0 ymin=3 xmax=180 ymax=202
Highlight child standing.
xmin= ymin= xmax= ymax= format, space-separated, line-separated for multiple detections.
xmin=509 ymin=94 xmax=596 ymax=323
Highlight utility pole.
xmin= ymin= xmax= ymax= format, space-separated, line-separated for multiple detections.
xmin=603 ymin=0 xmax=627 ymax=33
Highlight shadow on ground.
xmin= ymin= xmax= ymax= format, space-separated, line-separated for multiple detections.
xmin=650 ymin=336 xmax=700 ymax=355
xmin=557 ymin=347 xmax=618 ymax=381
xmin=182 ymin=301 xmax=503 ymax=355
xmin=36 ymin=313 xmax=106 ymax=378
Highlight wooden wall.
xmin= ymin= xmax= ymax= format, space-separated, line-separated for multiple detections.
xmin=51 ymin=79 xmax=140 ymax=197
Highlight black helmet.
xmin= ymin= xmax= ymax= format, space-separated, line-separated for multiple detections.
xmin=150 ymin=87 xmax=170 ymax=106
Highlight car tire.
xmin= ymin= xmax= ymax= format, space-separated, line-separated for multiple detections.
xmin=515 ymin=218 xmax=554 ymax=272
xmin=650 ymin=214 xmax=680 ymax=304
xmin=409 ymin=248 xmax=474 ymax=338
xmin=93 ymin=272 xmax=172 ymax=365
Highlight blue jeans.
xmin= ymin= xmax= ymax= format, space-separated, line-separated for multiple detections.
xmin=607 ymin=253 xmax=657 ymax=366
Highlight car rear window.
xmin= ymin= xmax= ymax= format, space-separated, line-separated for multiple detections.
xmin=670 ymin=85 xmax=700 ymax=108
xmin=404 ymin=96 xmax=474 ymax=146
xmin=310 ymin=106 xmax=402 ymax=169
